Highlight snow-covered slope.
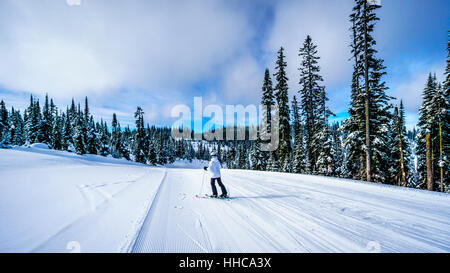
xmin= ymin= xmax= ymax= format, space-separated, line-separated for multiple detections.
xmin=0 ymin=147 xmax=449 ymax=253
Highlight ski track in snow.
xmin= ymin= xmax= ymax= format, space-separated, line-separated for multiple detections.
xmin=128 ymin=168 xmax=450 ymax=253
xmin=1 ymin=147 xmax=450 ymax=253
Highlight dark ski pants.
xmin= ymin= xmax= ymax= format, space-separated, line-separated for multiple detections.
xmin=211 ymin=177 xmax=227 ymax=196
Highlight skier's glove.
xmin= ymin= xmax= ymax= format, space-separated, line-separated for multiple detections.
xmin=203 ymin=166 xmax=208 ymax=171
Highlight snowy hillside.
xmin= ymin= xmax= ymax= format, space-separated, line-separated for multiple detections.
xmin=0 ymin=147 xmax=449 ymax=253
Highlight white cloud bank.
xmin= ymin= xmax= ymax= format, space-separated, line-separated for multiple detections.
xmin=0 ymin=0 xmax=253 ymax=98
xmin=264 ymin=0 xmax=354 ymax=91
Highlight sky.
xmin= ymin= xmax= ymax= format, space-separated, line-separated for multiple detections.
xmin=0 ymin=0 xmax=448 ymax=130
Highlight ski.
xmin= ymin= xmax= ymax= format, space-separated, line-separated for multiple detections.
xmin=195 ymin=194 xmax=232 ymax=201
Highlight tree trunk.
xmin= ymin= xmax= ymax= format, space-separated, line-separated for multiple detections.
xmin=363 ymin=2 xmax=372 ymax=182
xmin=394 ymin=107 xmax=407 ymax=187
xmin=426 ymin=133 xmax=434 ymax=191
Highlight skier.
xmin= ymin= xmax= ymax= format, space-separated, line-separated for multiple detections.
xmin=203 ymin=152 xmax=228 ymax=198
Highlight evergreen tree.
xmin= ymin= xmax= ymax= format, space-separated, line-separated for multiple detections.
xmin=416 ymin=74 xmax=439 ymax=188
xmin=344 ymin=0 xmax=392 ymax=182
xmin=51 ymin=112 xmax=63 ymax=150
xmin=432 ymin=82 xmax=449 ymax=191
xmin=0 ymin=100 xmax=9 ymax=145
xmin=73 ymin=115 xmax=86 ymax=155
xmin=133 ymin=107 xmax=147 ymax=163
xmin=237 ymin=144 xmax=247 ymax=169
xmin=98 ymin=120 xmax=109 ymax=156
xmin=342 ymin=13 xmax=366 ymax=180
xmin=298 ymin=35 xmax=324 ymax=174
xmin=316 ymin=86 xmax=335 ymax=175
xmin=260 ymin=68 xmax=275 ymax=171
xmin=330 ymin=123 xmax=345 ymax=177
xmin=267 ymin=152 xmax=280 ymax=172
xmin=24 ymin=96 xmax=42 ymax=144
xmin=261 ymin=68 xmax=275 ymax=133
xmin=292 ymin=96 xmax=306 ymax=173
xmin=273 ymin=47 xmax=291 ymax=168
xmin=63 ymin=110 xmax=73 ymax=150
xmin=440 ymin=32 xmax=450 ymax=191
xmin=122 ymin=125 xmax=131 ymax=160
xmin=147 ymin=141 xmax=158 ymax=165
xmin=388 ymin=101 xmax=412 ymax=185
xmin=155 ymin=136 xmax=167 ymax=165
xmin=86 ymin=116 xmax=99 ymax=154
xmin=40 ymin=94 xmax=53 ymax=145
xmin=110 ymin=113 xmax=122 ymax=158
xmin=9 ymin=107 xmax=25 ymax=146
xmin=250 ymin=137 xmax=262 ymax=171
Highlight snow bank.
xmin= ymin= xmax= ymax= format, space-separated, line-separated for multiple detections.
xmin=29 ymin=143 xmax=50 ymax=149
xmin=1 ymin=147 xmax=449 ymax=253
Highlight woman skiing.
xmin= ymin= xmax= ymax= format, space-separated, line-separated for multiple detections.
xmin=204 ymin=151 xmax=228 ymax=198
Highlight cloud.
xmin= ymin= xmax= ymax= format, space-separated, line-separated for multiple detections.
xmin=220 ymin=55 xmax=264 ymax=105
xmin=0 ymin=0 xmax=253 ymax=99
xmin=264 ymin=0 xmax=354 ymax=92
xmin=391 ymin=61 xmax=445 ymax=113
xmin=0 ymin=0 xmax=447 ymax=130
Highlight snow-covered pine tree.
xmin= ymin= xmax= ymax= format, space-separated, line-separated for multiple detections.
xmin=0 ymin=100 xmax=9 ymax=145
xmin=63 ymin=110 xmax=73 ymax=150
xmin=40 ymin=94 xmax=53 ymax=145
xmin=433 ymin=82 xmax=449 ymax=192
xmin=298 ymin=35 xmax=325 ymax=174
xmin=226 ymin=145 xmax=236 ymax=169
xmin=110 ymin=113 xmax=122 ymax=158
xmin=267 ymin=152 xmax=280 ymax=172
xmin=167 ymin=139 xmax=176 ymax=164
xmin=217 ymin=142 xmax=223 ymax=163
xmin=245 ymin=145 xmax=251 ymax=170
xmin=292 ymin=96 xmax=306 ymax=173
xmin=366 ymin=59 xmax=392 ymax=183
xmin=330 ymin=122 xmax=344 ymax=177
xmin=261 ymin=68 xmax=275 ymax=133
xmin=273 ymin=47 xmax=291 ymax=170
xmin=24 ymin=96 xmax=42 ymax=144
xmin=86 ymin=116 xmax=99 ymax=154
xmin=260 ymin=68 xmax=275 ymax=171
xmin=440 ymin=32 xmax=450 ymax=191
xmin=315 ymin=85 xmax=335 ymax=176
xmin=341 ymin=13 xmax=366 ymax=180
xmin=416 ymin=74 xmax=439 ymax=189
xmin=388 ymin=101 xmax=412 ymax=186
xmin=98 ymin=120 xmax=110 ymax=157
xmin=147 ymin=140 xmax=157 ymax=166
xmin=133 ymin=107 xmax=147 ymax=163
xmin=250 ymin=137 xmax=262 ymax=171
xmin=34 ymin=99 xmax=46 ymax=143
xmin=237 ymin=144 xmax=247 ymax=169
xmin=344 ymin=0 xmax=392 ymax=183
xmin=156 ymin=135 xmax=168 ymax=165
xmin=9 ymin=107 xmax=25 ymax=146
xmin=73 ymin=114 xmax=86 ymax=155
xmin=51 ymin=112 xmax=63 ymax=150
xmin=121 ymin=125 xmax=131 ymax=160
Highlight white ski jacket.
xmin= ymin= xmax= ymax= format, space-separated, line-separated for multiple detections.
xmin=208 ymin=157 xmax=221 ymax=178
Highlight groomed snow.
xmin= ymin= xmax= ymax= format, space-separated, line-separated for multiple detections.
xmin=0 ymin=147 xmax=449 ymax=253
